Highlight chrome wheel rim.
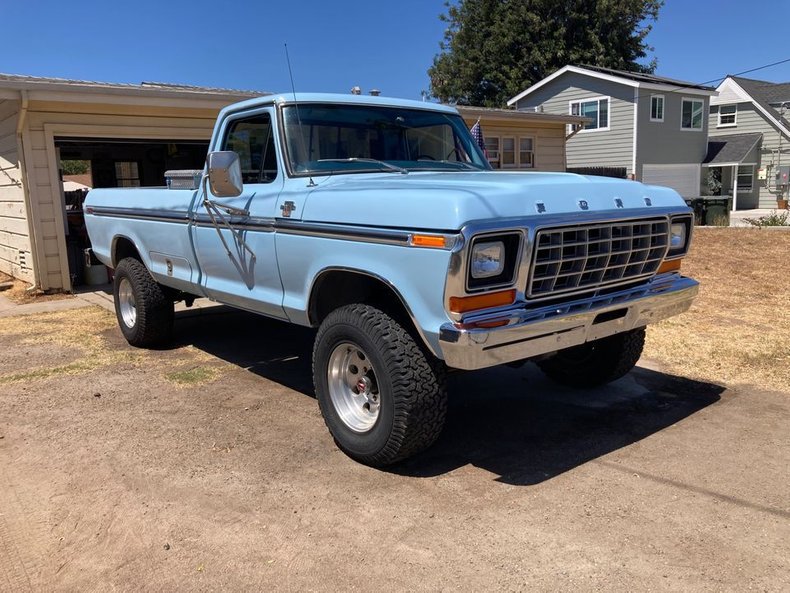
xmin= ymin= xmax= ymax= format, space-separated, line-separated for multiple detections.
xmin=118 ymin=277 xmax=137 ymax=329
xmin=327 ymin=342 xmax=380 ymax=433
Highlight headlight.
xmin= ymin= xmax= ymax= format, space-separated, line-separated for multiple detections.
xmin=670 ymin=222 xmax=686 ymax=249
xmin=466 ymin=232 xmax=522 ymax=290
xmin=667 ymin=215 xmax=692 ymax=258
xmin=471 ymin=241 xmax=505 ymax=278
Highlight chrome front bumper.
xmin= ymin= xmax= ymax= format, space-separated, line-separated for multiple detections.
xmin=438 ymin=274 xmax=699 ymax=371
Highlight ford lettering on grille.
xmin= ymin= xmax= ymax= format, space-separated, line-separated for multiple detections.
xmin=528 ymin=219 xmax=670 ymax=299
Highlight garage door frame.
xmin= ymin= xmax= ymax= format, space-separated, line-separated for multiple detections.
xmin=42 ymin=123 xmax=211 ymax=291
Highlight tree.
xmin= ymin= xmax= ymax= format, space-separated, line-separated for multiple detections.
xmin=429 ymin=0 xmax=663 ymax=107
xmin=61 ymin=160 xmax=90 ymax=176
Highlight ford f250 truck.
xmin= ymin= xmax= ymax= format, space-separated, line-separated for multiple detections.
xmin=85 ymin=93 xmax=698 ymax=467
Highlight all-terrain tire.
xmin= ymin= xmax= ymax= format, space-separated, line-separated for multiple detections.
xmin=313 ymin=304 xmax=447 ymax=467
xmin=113 ymin=257 xmax=174 ymax=348
xmin=536 ymin=327 xmax=646 ymax=388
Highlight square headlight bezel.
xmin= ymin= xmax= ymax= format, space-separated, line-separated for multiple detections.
xmin=466 ymin=232 xmax=522 ymax=291
xmin=666 ymin=214 xmax=693 ymax=259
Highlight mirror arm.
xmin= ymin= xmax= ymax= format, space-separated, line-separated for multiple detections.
xmin=200 ymin=173 xmax=256 ymax=261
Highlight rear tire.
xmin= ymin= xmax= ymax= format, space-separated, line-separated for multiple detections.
xmin=536 ymin=327 xmax=645 ymax=388
xmin=313 ymin=304 xmax=447 ymax=467
xmin=113 ymin=257 xmax=174 ymax=347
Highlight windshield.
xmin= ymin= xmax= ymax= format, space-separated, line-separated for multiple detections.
xmin=282 ymin=104 xmax=491 ymax=175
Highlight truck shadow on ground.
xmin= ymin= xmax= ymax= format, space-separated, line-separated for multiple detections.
xmin=174 ymin=307 xmax=724 ymax=486
xmin=396 ymin=366 xmax=723 ymax=485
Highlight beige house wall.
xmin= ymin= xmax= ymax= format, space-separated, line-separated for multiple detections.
xmin=480 ymin=121 xmax=566 ymax=171
xmin=23 ymin=100 xmax=220 ymax=290
xmin=459 ymin=116 xmax=568 ymax=172
xmin=0 ymin=98 xmax=35 ymax=283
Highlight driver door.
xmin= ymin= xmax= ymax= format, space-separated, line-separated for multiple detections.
xmin=191 ymin=108 xmax=286 ymax=319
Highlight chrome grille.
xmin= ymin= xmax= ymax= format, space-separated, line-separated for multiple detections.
xmin=528 ymin=219 xmax=669 ymax=299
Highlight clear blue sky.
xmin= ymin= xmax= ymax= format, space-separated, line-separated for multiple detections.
xmin=2 ymin=0 xmax=789 ymax=100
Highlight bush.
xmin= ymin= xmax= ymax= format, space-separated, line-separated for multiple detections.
xmin=743 ymin=210 xmax=790 ymax=228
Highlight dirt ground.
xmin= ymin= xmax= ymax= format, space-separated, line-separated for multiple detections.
xmin=1 ymin=229 xmax=789 ymax=591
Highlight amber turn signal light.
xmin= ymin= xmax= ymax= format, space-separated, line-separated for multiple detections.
xmin=657 ymin=259 xmax=682 ymax=274
xmin=410 ymin=234 xmax=447 ymax=248
xmin=449 ymin=289 xmax=516 ymax=314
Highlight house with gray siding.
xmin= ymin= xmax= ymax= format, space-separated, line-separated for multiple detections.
xmin=707 ymin=76 xmax=790 ymax=209
xmin=507 ymin=65 xmax=717 ymax=198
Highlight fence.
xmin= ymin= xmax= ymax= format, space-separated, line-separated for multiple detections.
xmin=567 ymin=166 xmax=628 ymax=179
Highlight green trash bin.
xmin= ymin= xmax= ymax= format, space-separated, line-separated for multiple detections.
xmin=684 ymin=198 xmax=706 ymax=226
xmin=703 ymin=197 xmax=732 ymax=226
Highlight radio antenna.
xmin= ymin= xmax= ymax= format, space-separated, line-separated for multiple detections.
xmin=284 ymin=43 xmax=316 ymax=187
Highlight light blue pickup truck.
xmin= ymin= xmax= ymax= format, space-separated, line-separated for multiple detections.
xmin=85 ymin=93 xmax=698 ymax=466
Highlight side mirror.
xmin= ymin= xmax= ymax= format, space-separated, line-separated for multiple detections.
xmin=206 ymin=151 xmax=243 ymax=197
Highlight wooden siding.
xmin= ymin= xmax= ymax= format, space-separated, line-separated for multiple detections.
xmin=512 ymin=72 xmax=635 ymax=174
xmin=23 ymin=100 xmax=220 ymax=290
xmin=0 ymin=99 xmax=34 ymax=282
xmin=461 ymin=118 xmax=567 ymax=172
xmin=708 ymin=103 xmax=789 ymax=209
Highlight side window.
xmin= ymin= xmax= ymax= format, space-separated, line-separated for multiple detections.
xmin=222 ymin=113 xmax=278 ymax=183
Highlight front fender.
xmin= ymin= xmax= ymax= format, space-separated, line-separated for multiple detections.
xmin=275 ymin=233 xmax=452 ymax=357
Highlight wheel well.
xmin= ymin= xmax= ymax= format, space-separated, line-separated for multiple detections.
xmin=112 ymin=237 xmax=142 ymax=267
xmin=309 ymin=270 xmax=413 ymax=330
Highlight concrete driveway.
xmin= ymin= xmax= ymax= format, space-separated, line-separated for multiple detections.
xmin=0 ymin=301 xmax=787 ymax=591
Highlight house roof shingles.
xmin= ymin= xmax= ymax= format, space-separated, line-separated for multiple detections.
xmin=730 ymin=76 xmax=790 ymax=129
xmin=579 ymin=65 xmax=716 ymax=91
xmin=703 ymin=132 xmax=763 ymax=165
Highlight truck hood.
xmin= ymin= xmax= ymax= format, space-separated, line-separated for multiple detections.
xmin=299 ymin=171 xmax=687 ymax=230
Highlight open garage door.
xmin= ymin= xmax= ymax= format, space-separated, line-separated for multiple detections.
xmin=641 ymin=164 xmax=700 ymax=198
xmin=56 ymin=137 xmax=209 ymax=288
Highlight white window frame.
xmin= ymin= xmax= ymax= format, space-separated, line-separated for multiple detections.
xmin=484 ymin=137 xmax=500 ymax=168
xmin=718 ymin=104 xmax=737 ymax=128
xmin=680 ymin=97 xmax=705 ymax=131
xmin=490 ymin=135 xmax=535 ymax=169
xmin=736 ymin=164 xmax=754 ymax=192
xmin=569 ymin=96 xmax=610 ymax=132
xmin=501 ymin=136 xmax=517 ymax=168
xmin=518 ymin=136 xmax=535 ymax=169
xmin=649 ymin=94 xmax=664 ymax=122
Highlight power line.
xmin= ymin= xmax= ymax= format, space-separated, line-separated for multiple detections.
xmin=697 ymin=56 xmax=790 ymax=87
xmin=628 ymin=56 xmax=790 ymax=103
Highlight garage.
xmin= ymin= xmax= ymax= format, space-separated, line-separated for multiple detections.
xmin=57 ymin=137 xmax=211 ymax=287
xmin=641 ymin=163 xmax=701 ymax=198
xmin=0 ymin=74 xmax=263 ymax=292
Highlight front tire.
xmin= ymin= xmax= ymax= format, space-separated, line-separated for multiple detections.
xmin=113 ymin=257 xmax=174 ymax=347
xmin=313 ymin=304 xmax=447 ymax=467
xmin=536 ymin=327 xmax=645 ymax=388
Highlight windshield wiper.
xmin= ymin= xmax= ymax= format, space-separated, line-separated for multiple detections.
xmin=440 ymin=160 xmax=480 ymax=171
xmin=317 ymin=158 xmax=409 ymax=174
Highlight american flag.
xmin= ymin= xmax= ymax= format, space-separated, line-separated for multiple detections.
xmin=470 ymin=119 xmax=487 ymax=156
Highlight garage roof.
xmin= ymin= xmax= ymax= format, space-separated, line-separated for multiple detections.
xmin=703 ymin=133 xmax=762 ymax=165
xmin=0 ymin=72 xmax=268 ymax=101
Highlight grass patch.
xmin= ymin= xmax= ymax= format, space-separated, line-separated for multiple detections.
xmin=0 ymin=361 xmax=95 ymax=384
xmin=0 ymin=307 xmax=144 ymax=384
xmin=644 ymin=228 xmax=790 ymax=392
xmin=0 ymin=305 xmax=230 ymax=387
xmin=165 ymin=366 xmax=220 ymax=387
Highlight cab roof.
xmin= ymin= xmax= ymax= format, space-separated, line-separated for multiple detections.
xmin=218 ymin=92 xmax=460 ymax=118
